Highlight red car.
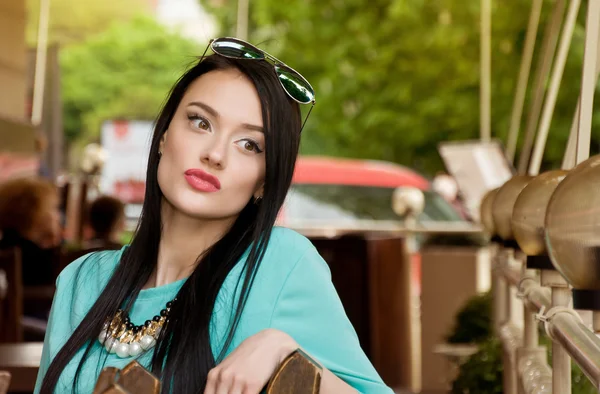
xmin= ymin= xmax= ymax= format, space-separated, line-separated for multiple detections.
xmin=278 ymin=156 xmax=464 ymax=229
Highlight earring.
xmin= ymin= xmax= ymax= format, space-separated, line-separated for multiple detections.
xmin=158 ymin=150 xmax=163 ymax=157
xmin=254 ymin=196 xmax=263 ymax=205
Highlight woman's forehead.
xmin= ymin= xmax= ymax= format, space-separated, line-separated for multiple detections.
xmin=181 ymin=69 xmax=264 ymax=127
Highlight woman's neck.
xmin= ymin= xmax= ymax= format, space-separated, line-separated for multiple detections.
xmin=145 ymin=201 xmax=235 ymax=289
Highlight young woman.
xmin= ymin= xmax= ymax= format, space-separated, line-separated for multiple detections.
xmin=35 ymin=38 xmax=393 ymax=394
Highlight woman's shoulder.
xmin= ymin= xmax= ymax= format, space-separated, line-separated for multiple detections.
xmin=261 ymin=227 xmax=323 ymax=273
xmin=252 ymin=227 xmax=328 ymax=286
xmin=267 ymin=226 xmax=315 ymax=256
xmin=57 ymin=246 xmax=126 ymax=292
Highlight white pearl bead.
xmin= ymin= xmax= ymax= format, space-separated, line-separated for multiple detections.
xmin=105 ymin=338 xmax=117 ymax=353
xmin=129 ymin=342 xmax=143 ymax=357
xmin=116 ymin=343 xmax=130 ymax=358
xmin=140 ymin=335 xmax=156 ymax=350
xmin=98 ymin=330 xmax=108 ymax=343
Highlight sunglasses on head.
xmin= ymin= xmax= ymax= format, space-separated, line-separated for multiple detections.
xmin=201 ymin=37 xmax=315 ymax=132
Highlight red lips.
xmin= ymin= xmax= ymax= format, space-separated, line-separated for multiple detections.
xmin=184 ymin=168 xmax=221 ymax=192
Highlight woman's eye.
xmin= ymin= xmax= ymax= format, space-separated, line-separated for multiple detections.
xmin=236 ymin=139 xmax=264 ymax=153
xmin=188 ymin=115 xmax=210 ymax=131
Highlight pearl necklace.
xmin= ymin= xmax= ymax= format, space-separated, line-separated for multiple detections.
xmin=98 ymin=300 xmax=174 ymax=358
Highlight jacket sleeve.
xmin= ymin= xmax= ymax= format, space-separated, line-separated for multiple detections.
xmin=268 ymin=245 xmax=394 ymax=394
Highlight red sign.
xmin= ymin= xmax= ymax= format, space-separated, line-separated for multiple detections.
xmin=113 ymin=120 xmax=129 ymax=139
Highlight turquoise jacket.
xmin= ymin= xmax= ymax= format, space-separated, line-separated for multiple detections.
xmin=34 ymin=227 xmax=393 ymax=393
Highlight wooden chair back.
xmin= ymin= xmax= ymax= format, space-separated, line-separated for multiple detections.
xmin=0 ymin=248 xmax=23 ymax=343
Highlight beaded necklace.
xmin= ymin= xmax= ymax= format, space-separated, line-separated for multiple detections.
xmin=98 ymin=299 xmax=174 ymax=358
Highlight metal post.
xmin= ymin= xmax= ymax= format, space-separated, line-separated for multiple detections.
xmin=517 ymin=0 xmax=566 ymax=174
xmin=31 ymin=0 xmax=51 ymax=126
xmin=499 ymin=248 xmax=519 ymax=394
xmin=506 ymin=0 xmax=543 ymax=163
xmin=528 ymin=0 xmax=581 ymax=176
xmin=523 ymin=276 xmax=539 ymax=348
xmin=561 ymin=25 xmax=600 ymax=170
xmin=552 ymin=287 xmax=572 ymax=393
xmin=236 ymin=0 xmax=250 ymax=40
xmin=493 ymin=266 xmax=508 ymax=335
xmin=576 ymin=0 xmax=600 ymax=165
xmin=541 ymin=270 xmax=572 ymax=393
xmin=480 ymin=0 xmax=492 ymax=142
xmin=593 ymin=311 xmax=600 ymax=333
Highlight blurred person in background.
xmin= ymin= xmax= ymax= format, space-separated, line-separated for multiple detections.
xmin=0 ymin=177 xmax=62 ymax=286
xmin=83 ymin=195 xmax=126 ymax=250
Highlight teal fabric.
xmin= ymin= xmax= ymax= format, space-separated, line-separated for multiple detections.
xmin=34 ymin=227 xmax=393 ymax=393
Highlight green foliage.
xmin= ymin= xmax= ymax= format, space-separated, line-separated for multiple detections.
xmin=202 ymin=0 xmax=600 ymax=175
xmin=447 ymin=291 xmax=493 ymax=344
xmin=60 ymin=16 xmax=200 ymax=144
xmin=451 ymin=337 xmax=504 ymax=394
xmin=26 ymin=0 xmax=148 ymax=46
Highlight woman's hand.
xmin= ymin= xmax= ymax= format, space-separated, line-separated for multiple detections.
xmin=204 ymin=328 xmax=298 ymax=394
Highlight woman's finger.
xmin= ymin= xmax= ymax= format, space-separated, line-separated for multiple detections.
xmin=204 ymin=368 xmax=218 ymax=394
xmin=215 ymin=368 xmax=234 ymax=394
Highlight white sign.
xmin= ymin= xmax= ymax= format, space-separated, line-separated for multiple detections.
xmin=100 ymin=120 xmax=153 ymax=206
xmin=438 ymin=140 xmax=514 ymax=221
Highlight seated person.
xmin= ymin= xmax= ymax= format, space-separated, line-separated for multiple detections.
xmin=0 ymin=177 xmax=61 ymax=287
xmin=83 ymin=195 xmax=125 ymax=250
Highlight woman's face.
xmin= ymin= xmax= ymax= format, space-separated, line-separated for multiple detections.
xmin=157 ymin=69 xmax=266 ymax=221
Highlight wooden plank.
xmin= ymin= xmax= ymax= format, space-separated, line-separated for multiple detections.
xmin=0 ymin=343 xmax=42 ymax=392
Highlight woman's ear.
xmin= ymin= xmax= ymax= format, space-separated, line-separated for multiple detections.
xmin=254 ymin=184 xmax=264 ymax=200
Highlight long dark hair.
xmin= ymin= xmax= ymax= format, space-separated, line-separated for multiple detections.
xmin=41 ymin=54 xmax=302 ymax=393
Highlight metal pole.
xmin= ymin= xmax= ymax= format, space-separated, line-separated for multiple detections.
xmin=498 ymin=249 xmax=519 ymax=394
xmin=506 ymin=0 xmax=543 ymax=163
xmin=493 ymin=267 xmax=508 ymax=335
xmin=517 ymin=0 xmax=567 ymax=174
xmin=236 ymin=0 xmax=250 ymax=40
xmin=547 ymin=309 xmax=600 ymax=387
xmin=480 ymin=0 xmax=492 ymax=142
xmin=523 ymin=282 xmax=539 ymax=348
xmin=552 ymin=287 xmax=572 ymax=393
xmin=576 ymin=0 xmax=600 ymax=165
xmin=514 ymin=274 xmax=600 ymax=389
xmin=500 ymin=323 xmax=521 ymax=394
xmin=528 ymin=0 xmax=581 ymax=176
xmin=561 ymin=28 xmax=600 ymax=170
xmin=31 ymin=0 xmax=51 ymax=126
xmin=541 ymin=269 xmax=572 ymax=394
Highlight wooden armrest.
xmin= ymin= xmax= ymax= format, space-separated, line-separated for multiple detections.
xmin=92 ymin=349 xmax=321 ymax=394
xmin=93 ymin=362 xmax=160 ymax=394
xmin=266 ymin=349 xmax=322 ymax=394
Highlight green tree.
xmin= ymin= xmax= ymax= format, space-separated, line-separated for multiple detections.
xmin=60 ymin=16 xmax=200 ymax=144
xmin=202 ymin=0 xmax=597 ymax=175
xmin=26 ymin=0 xmax=149 ymax=46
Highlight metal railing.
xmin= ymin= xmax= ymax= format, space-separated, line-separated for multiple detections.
xmin=494 ymin=245 xmax=600 ymax=393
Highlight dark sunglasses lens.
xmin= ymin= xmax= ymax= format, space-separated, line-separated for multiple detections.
xmin=275 ymin=65 xmax=315 ymax=104
xmin=212 ymin=38 xmax=264 ymax=60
